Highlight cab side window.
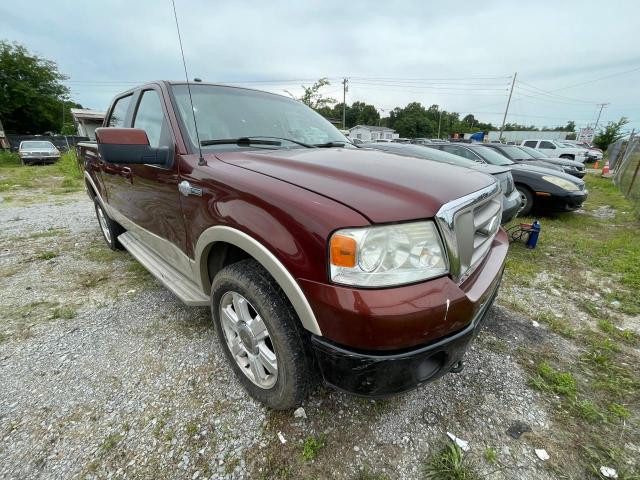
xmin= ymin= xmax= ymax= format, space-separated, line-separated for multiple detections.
xmin=107 ymin=95 xmax=132 ymax=127
xmin=133 ymin=90 xmax=171 ymax=148
xmin=523 ymin=140 xmax=537 ymax=148
xmin=540 ymin=141 xmax=556 ymax=149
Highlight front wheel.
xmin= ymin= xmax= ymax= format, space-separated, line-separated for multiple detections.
xmin=211 ymin=259 xmax=316 ymax=410
xmin=516 ymin=185 xmax=534 ymax=217
xmin=559 ymin=154 xmax=574 ymax=160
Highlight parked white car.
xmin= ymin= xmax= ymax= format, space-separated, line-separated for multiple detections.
xmin=559 ymin=141 xmax=603 ymax=161
xmin=520 ymin=139 xmax=588 ymax=163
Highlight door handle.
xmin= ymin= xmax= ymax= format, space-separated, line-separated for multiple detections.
xmin=121 ymin=166 xmax=133 ymax=183
xmin=178 ymin=180 xmax=202 ymax=197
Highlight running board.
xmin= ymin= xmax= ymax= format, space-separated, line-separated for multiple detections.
xmin=118 ymin=232 xmax=209 ymax=306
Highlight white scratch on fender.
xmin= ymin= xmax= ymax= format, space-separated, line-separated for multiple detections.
xmin=444 ymin=298 xmax=450 ymax=321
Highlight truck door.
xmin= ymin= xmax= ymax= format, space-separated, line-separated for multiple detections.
xmin=99 ymin=88 xmax=189 ymax=274
xmin=123 ymin=88 xmax=189 ymax=272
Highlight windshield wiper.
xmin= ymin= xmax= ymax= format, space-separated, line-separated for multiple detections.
xmin=313 ymin=141 xmax=347 ymax=148
xmin=201 ymin=136 xmax=313 ymax=148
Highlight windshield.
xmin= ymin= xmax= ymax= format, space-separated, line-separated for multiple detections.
xmin=497 ymin=145 xmax=535 ymax=160
xmin=372 ymin=144 xmax=479 ymax=167
xmin=21 ymin=141 xmax=55 ymax=149
xmin=518 ymin=146 xmax=547 ymax=158
xmin=172 ymin=84 xmax=350 ymax=150
xmin=471 ymin=146 xmax=514 ymax=166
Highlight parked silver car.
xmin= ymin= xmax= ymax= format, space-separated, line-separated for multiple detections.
xmin=18 ymin=141 xmax=61 ymax=165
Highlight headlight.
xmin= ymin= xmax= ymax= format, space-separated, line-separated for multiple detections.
xmin=329 ymin=221 xmax=448 ymax=287
xmin=542 ymin=175 xmax=579 ymax=192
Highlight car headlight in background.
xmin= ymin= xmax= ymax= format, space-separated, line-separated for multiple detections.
xmin=329 ymin=221 xmax=448 ymax=287
xmin=542 ymin=175 xmax=579 ymax=192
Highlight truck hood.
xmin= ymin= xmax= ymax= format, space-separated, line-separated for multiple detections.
xmin=215 ymin=148 xmax=495 ymax=223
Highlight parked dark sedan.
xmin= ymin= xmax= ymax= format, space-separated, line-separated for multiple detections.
xmin=482 ymin=143 xmax=584 ymax=179
xmin=517 ymin=145 xmax=586 ymax=178
xmin=426 ymin=143 xmax=588 ymax=216
xmin=363 ymin=142 xmax=522 ymax=223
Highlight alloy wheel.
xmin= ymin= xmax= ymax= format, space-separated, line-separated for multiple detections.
xmin=219 ymin=291 xmax=278 ymax=389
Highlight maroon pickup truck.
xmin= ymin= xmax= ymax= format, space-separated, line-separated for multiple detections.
xmin=78 ymin=81 xmax=508 ymax=409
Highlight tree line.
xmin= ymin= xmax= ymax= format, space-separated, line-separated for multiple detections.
xmin=0 ymin=44 xmax=629 ymax=150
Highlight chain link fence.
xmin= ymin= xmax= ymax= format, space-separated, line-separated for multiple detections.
xmin=611 ymin=133 xmax=640 ymax=214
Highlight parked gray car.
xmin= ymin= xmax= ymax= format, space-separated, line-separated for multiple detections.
xmin=363 ymin=142 xmax=521 ymax=223
xmin=18 ymin=140 xmax=61 ymax=165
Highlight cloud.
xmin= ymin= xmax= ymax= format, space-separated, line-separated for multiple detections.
xmin=1 ymin=0 xmax=638 ymax=131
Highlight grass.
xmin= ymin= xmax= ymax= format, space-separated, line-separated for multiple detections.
xmin=99 ymin=433 xmax=122 ymax=453
xmin=483 ymin=447 xmax=497 ymax=465
xmin=37 ymin=251 xmax=58 ymax=260
xmin=301 ymin=435 xmax=326 ymax=461
xmin=502 ymin=174 xmax=640 ymax=478
xmin=0 ymin=150 xmax=83 ymax=196
xmin=51 ymin=306 xmax=77 ymax=320
xmin=422 ymin=443 xmax=479 ymax=480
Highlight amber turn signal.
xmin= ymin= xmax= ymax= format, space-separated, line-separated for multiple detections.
xmin=330 ymin=234 xmax=357 ymax=268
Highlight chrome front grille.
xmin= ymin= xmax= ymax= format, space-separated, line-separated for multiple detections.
xmin=435 ymin=182 xmax=502 ymax=283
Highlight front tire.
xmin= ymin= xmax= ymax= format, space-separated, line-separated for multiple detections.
xmin=94 ymin=198 xmax=124 ymax=250
xmin=559 ymin=154 xmax=574 ymax=160
xmin=211 ymin=259 xmax=316 ymax=410
xmin=516 ymin=185 xmax=534 ymax=216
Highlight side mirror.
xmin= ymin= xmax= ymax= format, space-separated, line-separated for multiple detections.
xmin=95 ymin=128 xmax=171 ymax=166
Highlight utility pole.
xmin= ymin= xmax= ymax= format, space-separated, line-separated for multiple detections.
xmin=437 ymin=110 xmax=442 ymax=139
xmin=499 ymin=72 xmax=517 ymax=141
xmin=593 ymin=103 xmax=609 ymax=133
xmin=342 ymin=78 xmax=348 ymax=129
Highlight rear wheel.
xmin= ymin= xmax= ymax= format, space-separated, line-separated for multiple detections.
xmin=94 ymin=198 xmax=124 ymax=250
xmin=559 ymin=154 xmax=574 ymax=160
xmin=516 ymin=185 xmax=534 ymax=216
xmin=211 ymin=259 xmax=315 ymax=410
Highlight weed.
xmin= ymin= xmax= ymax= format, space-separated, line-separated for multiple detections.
xmin=534 ymin=362 xmax=577 ymax=397
xmin=51 ymin=306 xmax=76 ymax=320
xmin=301 ymin=434 xmax=326 ymax=461
xmin=608 ymin=403 xmax=630 ymax=420
xmin=422 ymin=443 xmax=479 ymax=480
xmin=536 ymin=310 xmax=575 ymax=338
xmin=185 ymin=421 xmax=198 ymax=436
xmin=99 ymin=433 xmax=121 ymax=453
xmin=37 ymin=251 xmax=58 ymax=260
xmin=0 ymin=332 xmax=7 ymax=343
xmin=0 ymin=150 xmax=21 ymax=167
xmin=484 ymin=447 xmax=497 ymax=465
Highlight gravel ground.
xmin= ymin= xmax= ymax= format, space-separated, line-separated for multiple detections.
xmin=0 ymin=193 xmax=559 ymax=479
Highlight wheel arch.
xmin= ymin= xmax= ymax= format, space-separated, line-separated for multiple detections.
xmin=195 ymin=226 xmax=322 ymax=336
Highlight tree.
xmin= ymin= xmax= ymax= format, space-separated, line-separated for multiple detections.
xmin=389 ymin=102 xmax=435 ymax=138
xmin=0 ymin=41 xmax=74 ymax=134
xmin=593 ymin=117 xmax=629 ymax=151
xmin=285 ymin=78 xmax=337 ymax=110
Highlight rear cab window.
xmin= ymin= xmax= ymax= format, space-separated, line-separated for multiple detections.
xmin=107 ymin=94 xmax=133 ymax=127
xmin=523 ymin=140 xmax=537 ymax=148
xmin=133 ymin=90 xmax=172 ymax=148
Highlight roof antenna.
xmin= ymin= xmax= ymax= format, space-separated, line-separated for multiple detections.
xmin=171 ymin=0 xmax=206 ymax=166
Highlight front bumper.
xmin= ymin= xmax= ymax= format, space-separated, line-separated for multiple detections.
xmin=20 ymin=154 xmax=60 ymax=164
xmin=311 ymin=270 xmax=502 ymax=397
xmin=501 ymin=189 xmax=522 ymax=224
xmin=536 ymin=189 xmax=588 ymax=211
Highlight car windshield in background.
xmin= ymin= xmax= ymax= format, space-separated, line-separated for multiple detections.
xmin=497 ymin=145 xmax=535 ymax=160
xmin=471 ymin=146 xmax=513 ymax=166
xmin=21 ymin=141 xmax=55 ymax=150
xmin=172 ymin=84 xmax=351 ymax=151
xmin=375 ymin=144 xmax=479 ymax=168
xmin=519 ymin=145 xmax=547 ymax=158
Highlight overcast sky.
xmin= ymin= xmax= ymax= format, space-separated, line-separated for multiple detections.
xmin=2 ymin=0 xmax=639 ymax=133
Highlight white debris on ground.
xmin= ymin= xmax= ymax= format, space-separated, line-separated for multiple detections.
xmin=446 ymin=432 xmax=470 ymax=452
xmin=600 ymin=466 xmax=618 ymax=478
xmin=535 ymin=448 xmax=550 ymax=461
